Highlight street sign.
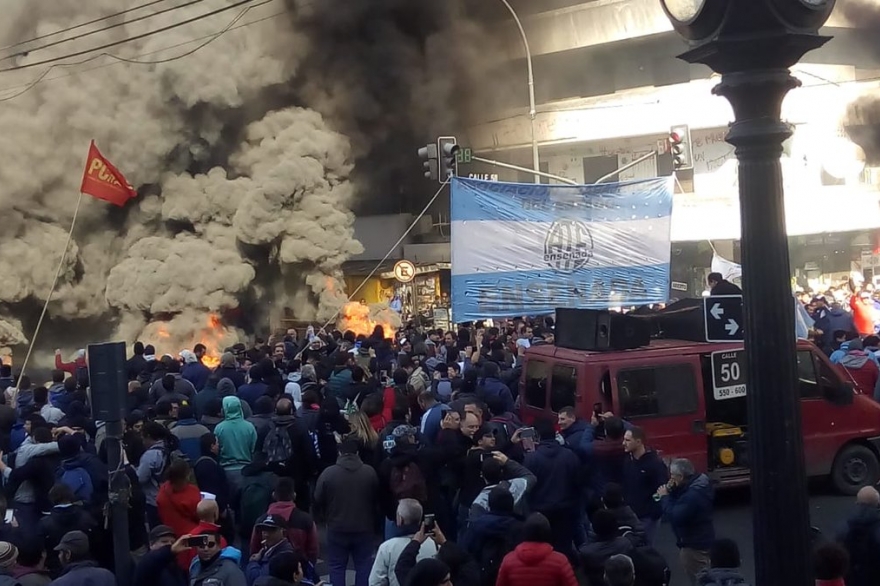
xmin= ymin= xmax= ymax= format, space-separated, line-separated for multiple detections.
xmin=455 ymin=147 xmax=473 ymax=164
xmin=703 ymin=295 xmax=744 ymax=342
xmin=710 ymin=349 xmax=747 ymax=400
xmin=393 ymin=260 xmax=416 ymax=283
xmin=468 ymin=173 xmax=499 ymax=181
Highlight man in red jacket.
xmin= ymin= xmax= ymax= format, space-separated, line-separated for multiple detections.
xmin=248 ymin=477 xmax=319 ymax=564
xmin=496 ymin=513 xmax=578 ymax=586
xmin=851 ymin=290 xmax=876 ymax=337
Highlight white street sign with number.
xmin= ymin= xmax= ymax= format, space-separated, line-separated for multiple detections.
xmin=711 ymin=349 xmax=746 ymax=400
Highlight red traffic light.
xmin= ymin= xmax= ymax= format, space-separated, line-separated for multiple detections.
xmin=669 ymin=131 xmax=682 ymax=144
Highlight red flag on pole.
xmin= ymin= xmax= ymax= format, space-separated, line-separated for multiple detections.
xmin=80 ymin=140 xmax=136 ymax=207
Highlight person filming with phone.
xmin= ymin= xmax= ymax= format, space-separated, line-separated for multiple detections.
xmin=132 ymin=525 xmax=190 ymax=586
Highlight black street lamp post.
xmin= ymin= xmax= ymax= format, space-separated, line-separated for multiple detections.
xmin=658 ymin=1 xmax=835 ymax=585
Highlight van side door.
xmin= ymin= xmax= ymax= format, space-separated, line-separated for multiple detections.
xmin=610 ymin=356 xmax=708 ymax=473
xmin=798 ymin=348 xmax=850 ymax=476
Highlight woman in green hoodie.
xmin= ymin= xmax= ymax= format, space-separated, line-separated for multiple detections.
xmin=215 ymin=396 xmax=257 ymax=493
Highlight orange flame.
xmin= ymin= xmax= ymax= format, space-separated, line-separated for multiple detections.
xmin=338 ymin=302 xmax=396 ymax=338
xmin=197 ymin=314 xmax=224 ymax=369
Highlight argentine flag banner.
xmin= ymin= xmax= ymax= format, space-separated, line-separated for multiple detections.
xmin=451 ymin=176 xmax=674 ymax=322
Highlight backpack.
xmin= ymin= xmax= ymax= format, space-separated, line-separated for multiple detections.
xmin=477 ymin=532 xmax=515 ymax=586
xmin=630 ymin=545 xmax=671 ymax=586
xmin=56 ymin=465 xmax=94 ymax=504
xmin=389 ymin=461 xmax=428 ymax=503
xmin=238 ymin=475 xmax=274 ymax=538
xmin=74 ymin=366 xmax=90 ymax=390
xmin=264 ymin=426 xmax=293 ymax=464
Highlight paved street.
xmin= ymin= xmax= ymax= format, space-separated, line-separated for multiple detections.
xmin=316 ymin=482 xmax=854 ymax=586
xmin=654 ymin=483 xmax=851 ymax=586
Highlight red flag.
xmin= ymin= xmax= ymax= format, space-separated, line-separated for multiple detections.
xmin=80 ymin=140 xmax=136 ymax=207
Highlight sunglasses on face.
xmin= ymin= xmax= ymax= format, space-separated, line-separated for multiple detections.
xmin=199 ymin=541 xmax=218 ymax=549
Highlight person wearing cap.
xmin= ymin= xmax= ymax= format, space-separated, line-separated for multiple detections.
xmin=248 ymin=478 xmax=318 ymax=566
xmin=314 ymin=438 xmax=379 ymax=586
xmin=188 ymin=526 xmax=246 ymax=586
xmin=0 ymin=541 xmax=19 ymax=586
xmin=132 ymin=526 xmax=189 ymax=586
xmin=245 ymin=514 xmax=295 ymax=586
xmin=49 ymin=530 xmax=115 ymax=586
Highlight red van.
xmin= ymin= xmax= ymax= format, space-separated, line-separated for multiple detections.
xmin=519 ymin=338 xmax=880 ymax=495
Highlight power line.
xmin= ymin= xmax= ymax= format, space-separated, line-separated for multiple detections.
xmin=0 ymin=0 xmax=283 ymax=102
xmin=0 ymin=0 xmax=209 ymax=63
xmin=0 ymin=0 xmax=175 ymax=53
xmin=0 ymin=0 xmax=261 ymax=74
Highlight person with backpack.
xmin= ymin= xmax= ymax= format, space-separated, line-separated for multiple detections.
xmin=157 ymin=459 xmax=201 ymax=539
xmin=370 ymin=499 xmax=437 ymax=586
xmin=314 ymin=438 xmax=378 ymax=586
xmin=248 ymin=397 xmax=277 ymax=453
xmin=193 ymin=433 xmax=232 ymax=520
xmin=834 ymin=485 xmax=880 ymax=586
xmin=247 ymin=478 xmax=318 ymax=566
xmin=237 ymin=454 xmax=279 ymax=544
xmin=171 ymin=405 xmax=211 ymax=463
xmin=267 ymin=398 xmax=315 ymax=512
xmin=215 ymin=396 xmax=257 ymax=494
xmin=138 ymin=422 xmax=173 ymax=529
xmin=459 ymin=487 xmax=524 ymax=586
xmin=54 ymin=434 xmax=106 ymax=510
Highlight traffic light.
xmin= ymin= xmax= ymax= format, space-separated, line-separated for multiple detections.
xmin=418 ymin=143 xmax=438 ymax=181
xmin=669 ymin=125 xmax=693 ymax=170
xmin=438 ymin=136 xmax=460 ymax=181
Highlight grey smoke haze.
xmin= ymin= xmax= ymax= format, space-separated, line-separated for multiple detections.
xmin=0 ymin=0 xmax=499 ymax=359
xmin=839 ymin=0 xmax=880 ymax=160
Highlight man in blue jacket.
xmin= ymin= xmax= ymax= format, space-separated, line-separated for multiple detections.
xmin=657 ymin=458 xmax=715 ymax=585
xmin=477 ymin=362 xmax=515 ymax=414
xmin=246 ymin=514 xmax=295 ymax=586
xmin=522 ymin=418 xmax=581 ymax=561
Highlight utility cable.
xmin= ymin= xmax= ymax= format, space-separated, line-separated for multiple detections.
xmin=0 ymin=0 xmax=208 ymax=62
xmin=0 ymin=0 xmax=260 ymax=74
xmin=0 ymin=0 xmax=175 ymax=52
xmin=0 ymin=0 xmax=283 ymax=102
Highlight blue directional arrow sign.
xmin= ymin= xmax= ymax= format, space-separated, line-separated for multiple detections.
xmin=703 ymin=295 xmax=744 ymax=342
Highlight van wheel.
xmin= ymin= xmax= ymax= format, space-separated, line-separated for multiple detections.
xmin=832 ymin=444 xmax=880 ymax=495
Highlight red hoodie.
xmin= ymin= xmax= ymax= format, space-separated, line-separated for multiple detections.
xmin=496 ymin=542 xmax=578 ymax=586
xmin=156 ymin=482 xmax=201 ymax=538
xmin=55 ymin=354 xmax=87 ymax=375
xmin=248 ymin=501 xmax=319 ymax=562
xmin=851 ymin=295 xmax=875 ymax=336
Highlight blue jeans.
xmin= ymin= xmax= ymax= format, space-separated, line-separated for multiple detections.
xmin=326 ymin=530 xmax=373 ymax=586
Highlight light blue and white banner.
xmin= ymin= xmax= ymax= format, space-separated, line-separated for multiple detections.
xmin=451 ymin=176 xmax=674 ymax=321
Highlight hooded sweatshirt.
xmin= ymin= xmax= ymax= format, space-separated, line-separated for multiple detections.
xmin=188 ymin=546 xmax=246 ymax=586
xmin=214 ymin=396 xmax=257 ymax=471
xmin=156 ymin=481 xmax=201 ymax=537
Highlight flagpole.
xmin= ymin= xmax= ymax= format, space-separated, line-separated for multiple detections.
xmin=12 ymin=191 xmax=86 ymax=404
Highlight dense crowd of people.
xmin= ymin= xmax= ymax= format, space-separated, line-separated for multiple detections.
xmin=0 ymin=314 xmax=868 ymax=586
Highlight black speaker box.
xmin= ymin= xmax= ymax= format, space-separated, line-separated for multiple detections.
xmin=555 ymin=308 xmax=651 ymax=351
xmin=87 ymin=342 xmax=127 ymax=422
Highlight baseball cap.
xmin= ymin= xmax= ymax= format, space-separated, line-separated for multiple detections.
xmin=255 ymin=514 xmax=287 ymax=530
xmin=148 ymin=525 xmax=176 ymax=543
xmin=54 ymin=530 xmax=90 ymax=557
xmin=392 ymin=425 xmax=417 ymax=440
